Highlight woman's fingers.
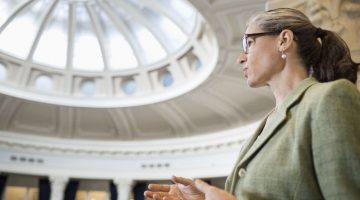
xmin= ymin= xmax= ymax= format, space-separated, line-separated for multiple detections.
xmin=152 ymin=192 xmax=172 ymax=200
xmin=145 ymin=176 xmax=195 ymax=200
xmin=145 ymin=184 xmax=174 ymax=199
xmin=148 ymin=184 xmax=171 ymax=192
xmin=144 ymin=191 xmax=171 ymax=199
xmin=144 ymin=190 xmax=164 ymax=199
xmin=144 ymin=191 xmax=155 ymax=198
xmin=172 ymin=175 xmax=194 ymax=186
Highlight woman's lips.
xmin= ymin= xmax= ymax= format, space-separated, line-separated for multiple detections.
xmin=242 ymin=67 xmax=248 ymax=77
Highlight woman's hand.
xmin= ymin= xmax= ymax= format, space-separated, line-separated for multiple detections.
xmin=194 ymin=179 xmax=236 ymax=200
xmin=144 ymin=176 xmax=236 ymax=200
xmin=144 ymin=176 xmax=205 ymax=200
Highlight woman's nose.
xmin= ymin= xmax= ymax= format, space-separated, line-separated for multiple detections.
xmin=237 ymin=52 xmax=247 ymax=64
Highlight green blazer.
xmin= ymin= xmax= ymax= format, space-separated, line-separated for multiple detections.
xmin=225 ymin=77 xmax=360 ymax=200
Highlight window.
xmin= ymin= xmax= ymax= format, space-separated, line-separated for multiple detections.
xmin=34 ymin=75 xmax=53 ymax=91
xmin=191 ymin=57 xmax=202 ymax=72
xmin=122 ymin=78 xmax=136 ymax=95
xmin=4 ymin=186 xmax=38 ymax=200
xmin=0 ymin=62 xmax=7 ymax=81
xmin=80 ymin=80 xmax=96 ymax=96
xmin=33 ymin=1 xmax=69 ymax=68
xmin=73 ymin=5 xmax=104 ymax=71
xmin=76 ymin=190 xmax=109 ymax=200
xmin=161 ymin=71 xmax=174 ymax=87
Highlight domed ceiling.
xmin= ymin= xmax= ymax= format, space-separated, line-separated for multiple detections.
xmin=0 ymin=0 xmax=359 ymax=182
xmin=0 ymin=0 xmax=275 ymax=141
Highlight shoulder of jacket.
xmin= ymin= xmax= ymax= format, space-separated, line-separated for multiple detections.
xmin=308 ymin=79 xmax=357 ymax=94
xmin=304 ymin=79 xmax=360 ymax=106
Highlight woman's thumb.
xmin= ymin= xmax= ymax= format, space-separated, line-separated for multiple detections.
xmin=194 ymin=179 xmax=211 ymax=193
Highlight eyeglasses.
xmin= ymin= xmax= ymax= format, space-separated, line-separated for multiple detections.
xmin=242 ymin=31 xmax=280 ymax=54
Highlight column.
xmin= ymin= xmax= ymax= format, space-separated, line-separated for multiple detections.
xmin=113 ymin=179 xmax=134 ymax=200
xmin=49 ymin=176 xmax=68 ymax=200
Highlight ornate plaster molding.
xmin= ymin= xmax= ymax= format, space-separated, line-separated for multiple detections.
xmin=0 ymin=122 xmax=258 ymax=157
xmin=266 ymin=0 xmax=360 ymax=54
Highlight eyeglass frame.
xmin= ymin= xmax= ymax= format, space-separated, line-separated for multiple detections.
xmin=242 ymin=31 xmax=281 ymax=54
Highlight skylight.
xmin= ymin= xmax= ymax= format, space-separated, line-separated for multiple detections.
xmin=0 ymin=0 xmax=219 ymax=107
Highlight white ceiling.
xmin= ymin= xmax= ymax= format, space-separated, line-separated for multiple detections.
xmin=0 ymin=0 xmax=275 ymax=141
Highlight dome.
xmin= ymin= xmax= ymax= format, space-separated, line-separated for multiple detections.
xmin=0 ymin=0 xmax=277 ymax=185
xmin=0 ymin=0 xmax=218 ymax=107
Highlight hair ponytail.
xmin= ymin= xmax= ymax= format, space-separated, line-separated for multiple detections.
xmin=314 ymin=29 xmax=359 ymax=83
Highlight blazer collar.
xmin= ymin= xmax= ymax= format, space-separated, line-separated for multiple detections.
xmin=236 ymin=77 xmax=318 ymax=168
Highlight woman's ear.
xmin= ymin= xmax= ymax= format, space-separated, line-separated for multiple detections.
xmin=278 ymin=29 xmax=294 ymax=51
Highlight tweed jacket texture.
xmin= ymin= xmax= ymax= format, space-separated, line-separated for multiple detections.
xmin=225 ymin=77 xmax=360 ymax=200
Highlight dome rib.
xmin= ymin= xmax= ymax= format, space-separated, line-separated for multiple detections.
xmin=113 ymin=0 xmax=170 ymax=55
xmin=0 ymin=0 xmax=35 ymax=34
xmin=27 ymin=0 xmax=60 ymax=61
xmin=98 ymin=1 xmax=145 ymax=66
xmin=85 ymin=3 xmax=110 ymax=70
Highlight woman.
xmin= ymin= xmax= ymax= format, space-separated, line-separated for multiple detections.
xmin=144 ymin=8 xmax=360 ymax=200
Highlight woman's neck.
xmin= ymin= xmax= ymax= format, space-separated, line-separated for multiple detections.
xmin=268 ymin=65 xmax=308 ymax=109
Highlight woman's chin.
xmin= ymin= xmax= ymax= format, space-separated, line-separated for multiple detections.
xmin=246 ymin=78 xmax=256 ymax=87
xmin=246 ymin=79 xmax=264 ymax=88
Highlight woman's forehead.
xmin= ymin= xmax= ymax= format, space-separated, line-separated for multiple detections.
xmin=245 ymin=24 xmax=262 ymax=34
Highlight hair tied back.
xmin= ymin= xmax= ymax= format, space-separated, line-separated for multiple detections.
xmin=315 ymin=27 xmax=326 ymax=38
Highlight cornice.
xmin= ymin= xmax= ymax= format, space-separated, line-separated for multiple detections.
xmin=0 ymin=122 xmax=259 ymax=179
xmin=0 ymin=122 xmax=258 ymax=157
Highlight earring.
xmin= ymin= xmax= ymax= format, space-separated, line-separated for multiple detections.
xmin=309 ymin=66 xmax=314 ymax=76
xmin=281 ymin=51 xmax=287 ymax=59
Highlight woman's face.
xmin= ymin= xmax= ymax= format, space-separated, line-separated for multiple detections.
xmin=239 ymin=24 xmax=284 ymax=87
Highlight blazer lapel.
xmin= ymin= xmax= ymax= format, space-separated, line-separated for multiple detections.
xmin=236 ymin=77 xmax=318 ymax=167
xmin=228 ymin=115 xmax=268 ymax=193
xmin=236 ymin=109 xmax=287 ymax=167
xmin=236 ymin=119 xmax=267 ymax=163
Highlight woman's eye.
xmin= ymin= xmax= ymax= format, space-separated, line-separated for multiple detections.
xmin=247 ymin=40 xmax=253 ymax=47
